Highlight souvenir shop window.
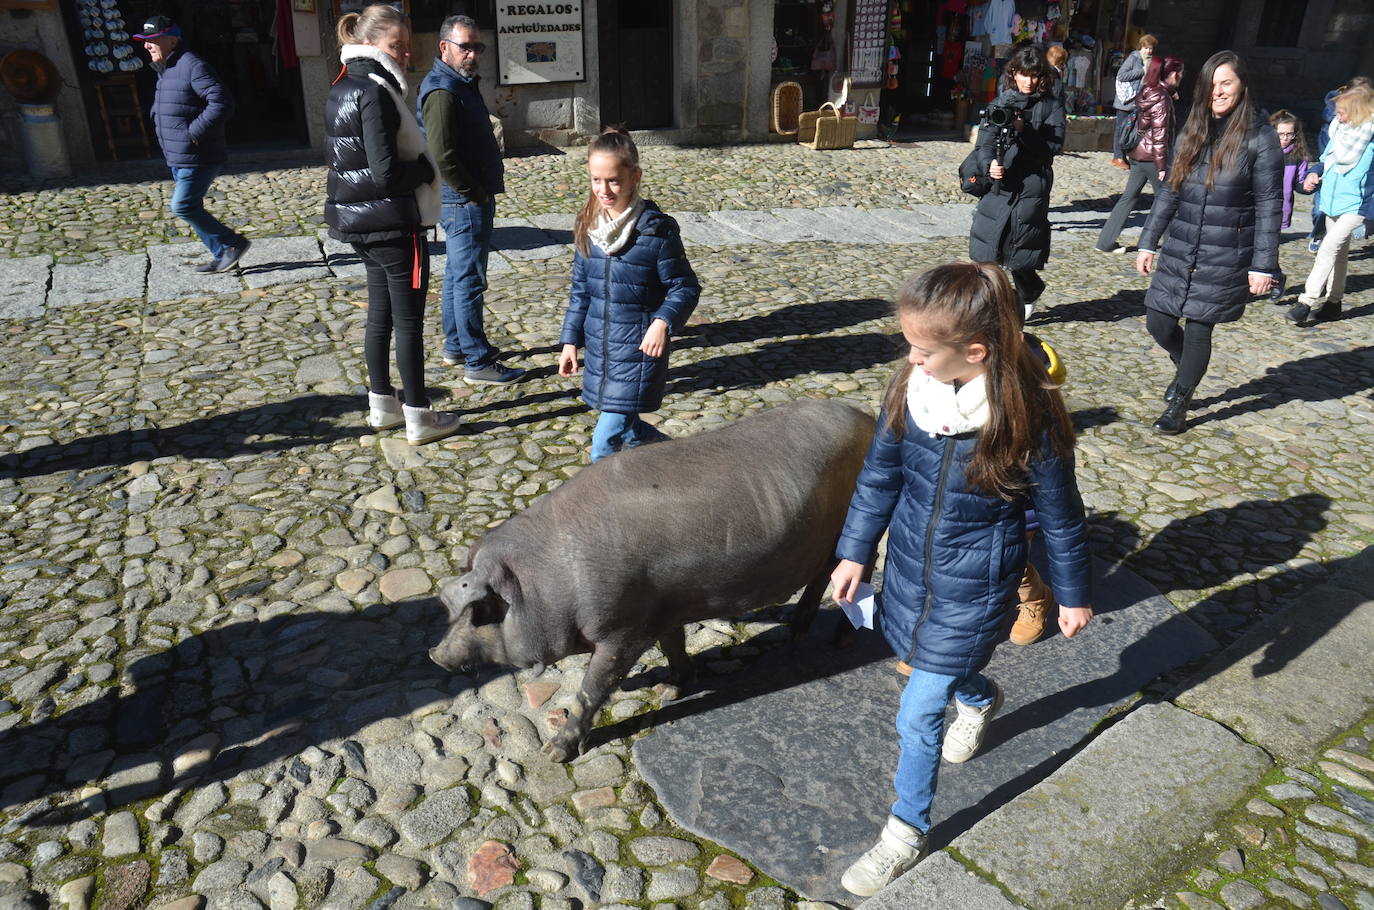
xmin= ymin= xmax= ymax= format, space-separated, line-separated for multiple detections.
xmin=1255 ymin=0 xmax=1305 ymax=47
xmin=772 ymin=0 xmax=820 ymax=78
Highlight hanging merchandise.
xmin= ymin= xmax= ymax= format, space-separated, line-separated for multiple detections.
xmin=858 ymin=91 xmax=880 ymax=124
xmin=886 ymin=44 xmax=900 ymax=90
xmin=77 ymin=0 xmax=142 ymax=74
xmin=849 ymin=0 xmax=890 ymax=86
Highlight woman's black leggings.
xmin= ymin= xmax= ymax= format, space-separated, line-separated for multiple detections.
xmin=354 ymin=232 xmax=430 ymax=409
xmin=1146 ymin=309 xmax=1215 ymax=389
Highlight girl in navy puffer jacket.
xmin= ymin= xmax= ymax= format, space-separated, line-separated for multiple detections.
xmin=831 ymin=262 xmax=1094 ymax=898
xmin=559 ymin=129 xmax=700 ymax=461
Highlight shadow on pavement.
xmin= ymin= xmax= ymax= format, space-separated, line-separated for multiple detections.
xmin=1034 ymin=288 xmax=1146 ymax=325
xmin=1 ymin=598 xmax=456 ymax=821
xmin=671 ymin=331 xmax=903 ymax=395
xmin=1191 ymin=346 xmax=1374 ymax=427
xmin=677 ymin=298 xmax=892 ymax=350
xmin=0 ymin=394 xmax=364 ymax=482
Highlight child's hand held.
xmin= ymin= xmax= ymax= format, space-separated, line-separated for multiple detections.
xmin=558 ymin=343 xmax=580 ymax=377
xmin=1058 ymin=605 xmax=1093 ymax=638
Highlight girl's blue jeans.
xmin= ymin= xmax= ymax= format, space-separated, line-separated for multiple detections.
xmin=590 ymin=411 xmax=668 ymax=462
xmin=892 ymin=666 xmax=996 ymax=832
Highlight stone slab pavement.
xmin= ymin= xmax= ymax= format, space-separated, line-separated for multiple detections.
xmin=17 ymin=202 xmax=1124 ymax=319
xmin=633 ymin=556 xmax=1217 ymax=905
xmin=0 ymin=257 xmax=51 ymax=320
xmin=870 ymin=544 xmax=1374 ymax=909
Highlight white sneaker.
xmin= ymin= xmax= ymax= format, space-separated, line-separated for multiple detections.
xmin=841 ymin=815 xmax=928 ymax=897
xmin=942 ymin=679 xmax=1003 ymax=764
xmin=1023 ymin=302 xmax=1036 ymax=321
xmin=367 ymin=391 xmax=405 ymax=430
xmin=403 ymin=404 xmax=462 ymax=446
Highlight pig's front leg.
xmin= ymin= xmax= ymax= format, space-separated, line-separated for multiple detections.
xmin=544 ymin=638 xmax=646 ymax=763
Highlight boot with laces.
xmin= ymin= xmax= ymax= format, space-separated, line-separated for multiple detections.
xmin=367 ymin=391 xmax=405 ymax=430
xmin=841 ymin=815 xmax=928 ymax=897
xmin=403 ymin=404 xmax=463 ymax=446
xmin=942 ymin=679 xmax=1004 ymax=763
xmin=1010 ymin=565 xmax=1053 ymax=645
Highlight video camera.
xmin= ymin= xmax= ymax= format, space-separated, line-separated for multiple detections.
xmin=979 ymin=99 xmax=1026 ymax=173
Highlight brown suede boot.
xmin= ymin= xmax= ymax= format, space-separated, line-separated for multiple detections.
xmin=1010 ymin=563 xmax=1054 ymax=645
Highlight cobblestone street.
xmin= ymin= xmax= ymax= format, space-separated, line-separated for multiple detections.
xmin=1 ymin=138 xmax=1373 ymax=910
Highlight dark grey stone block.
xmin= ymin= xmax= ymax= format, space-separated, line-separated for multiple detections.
xmin=238 ymin=236 xmax=328 ymax=289
xmin=0 ymin=256 xmax=52 ymax=320
xmin=632 ymin=559 xmax=1214 ymax=904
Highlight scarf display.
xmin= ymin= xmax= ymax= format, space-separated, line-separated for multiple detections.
xmin=907 ymin=368 xmax=989 ymax=436
xmin=1324 ymin=115 xmax=1374 ymax=175
xmin=588 ymin=195 xmax=644 ymax=255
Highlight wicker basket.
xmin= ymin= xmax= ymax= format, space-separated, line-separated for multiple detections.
xmin=799 ymin=102 xmax=857 ymax=150
xmin=771 ymin=81 xmax=803 ymax=136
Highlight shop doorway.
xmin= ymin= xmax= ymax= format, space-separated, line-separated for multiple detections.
xmin=597 ymin=0 xmax=674 ymax=129
xmin=64 ymin=0 xmax=309 ymax=160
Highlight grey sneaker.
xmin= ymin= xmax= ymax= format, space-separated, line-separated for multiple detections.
xmin=942 ymin=679 xmax=1003 ymax=764
xmin=463 ymin=361 xmax=526 ymax=385
xmin=213 ymin=239 xmax=251 ymax=273
xmin=841 ymin=815 xmax=928 ymax=897
xmin=442 ymin=353 xmax=463 ymax=367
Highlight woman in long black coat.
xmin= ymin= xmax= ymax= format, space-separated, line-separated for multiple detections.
xmin=1135 ymin=50 xmax=1282 ymax=434
xmin=968 ymin=44 xmax=1066 ymax=318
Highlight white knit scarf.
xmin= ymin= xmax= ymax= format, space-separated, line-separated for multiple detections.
xmin=906 ymin=368 xmax=990 ymax=436
xmin=1325 ymin=115 xmax=1374 ymax=175
xmin=588 ymin=195 xmax=644 ymax=255
xmin=339 ymin=44 xmax=441 ymax=227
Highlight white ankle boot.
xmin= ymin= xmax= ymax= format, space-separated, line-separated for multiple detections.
xmin=368 ymin=391 xmax=405 ymax=430
xmin=403 ymin=404 xmax=462 ymax=446
xmin=841 ymin=815 xmax=928 ymax=897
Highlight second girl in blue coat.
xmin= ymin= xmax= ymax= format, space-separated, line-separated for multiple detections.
xmin=559 ymin=128 xmax=701 ymax=462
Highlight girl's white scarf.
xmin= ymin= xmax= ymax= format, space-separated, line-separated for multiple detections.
xmin=339 ymin=44 xmax=441 ymax=227
xmin=588 ymin=195 xmax=644 ymax=255
xmin=1324 ymin=115 xmax=1374 ymax=175
xmin=907 ymin=368 xmax=989 ymax=436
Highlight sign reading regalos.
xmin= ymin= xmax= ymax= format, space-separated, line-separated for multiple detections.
xmin=495 ymin=2 xmax=586 ymax=85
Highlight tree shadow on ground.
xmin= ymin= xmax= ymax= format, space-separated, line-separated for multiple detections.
xmin=1190 ymin=346 xmax=1374 ymax=427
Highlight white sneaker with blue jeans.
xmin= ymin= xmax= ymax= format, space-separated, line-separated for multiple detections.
xmin=841 ymin=814 xmax=928 ymax=897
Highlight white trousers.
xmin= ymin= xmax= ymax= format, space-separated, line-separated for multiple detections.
xmin=1300 ymin=212 xmax=1364 ymax=304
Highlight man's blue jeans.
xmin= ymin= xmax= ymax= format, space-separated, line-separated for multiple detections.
xmin=891 ymin=665 xmax=997 ymax=832
xmin=170 ymin=165 xmax=239 ymax=258
xmin=590 ymin=411 xmax=669 ymax=462
xmin=440 ymin=198 xmax=497 ymax=368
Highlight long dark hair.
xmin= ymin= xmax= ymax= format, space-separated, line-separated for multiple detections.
xmin=572 ymin=126 xmax=640 ymax=256
xmin=1000 ymin=44 xmax=1052 ymax=95
xmin=1169 ymin=50 xmax=1255 ymax=192
xmin=881 ymin=262 xmax=1075 ymax=500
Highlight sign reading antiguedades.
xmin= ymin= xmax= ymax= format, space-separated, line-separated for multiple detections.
xmin=495 ymin=2 xmax=586 ymax=85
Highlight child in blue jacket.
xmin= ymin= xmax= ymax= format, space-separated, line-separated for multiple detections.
xmin=831 ymin=261 xmax=1094 ymax=897
xmin=558 ymin=128 xmax=700 ymax=461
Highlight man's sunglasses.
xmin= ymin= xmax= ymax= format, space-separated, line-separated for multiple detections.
xmin=443 ymin=40 xmax=486 ymax=53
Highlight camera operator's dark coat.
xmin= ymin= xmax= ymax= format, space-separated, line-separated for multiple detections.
xmin=1137 ymin=111 xmax=1283 ymax=324
xmin=968 ymin=89 xmax=1065 ymax=272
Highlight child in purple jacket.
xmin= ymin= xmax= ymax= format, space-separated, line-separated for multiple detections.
xmin=1268 ymin=110 xmax=1314 ymax=301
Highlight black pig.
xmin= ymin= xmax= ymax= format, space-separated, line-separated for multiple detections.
xmin=431 ymin=399 xmax=875 ymax=761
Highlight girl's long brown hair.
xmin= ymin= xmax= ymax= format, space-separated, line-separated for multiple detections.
xmin=881 ymin=262 xmax=1075 ymax=500
xmin=572 ymin=126 xmax=640 ymax=256
xmin=1169 ymin=50 xmax=1254 ymax=193
xmin=1269 ymin=109 xmax=1311 ymax=162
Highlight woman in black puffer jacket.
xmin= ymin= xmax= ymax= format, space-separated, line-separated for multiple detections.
xmin=968 ymin=43 xmax=1065 ymax=319
xmin=1135 ymin=50 xmax=1282 ymax=434
xmin=325 ymin=4 xmax=457 ymax=446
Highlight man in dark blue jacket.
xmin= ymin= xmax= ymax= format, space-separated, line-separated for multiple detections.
xmin=417 ymin=15 xmax=524 ymax=385
xmin=137 ymin=15 xmax=250 ymax=273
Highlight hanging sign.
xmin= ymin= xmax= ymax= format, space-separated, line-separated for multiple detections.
xmin=848 ymin=0 xmax=888 ymax=87
xmin=495 ymin=2 xmax=586 ymax=85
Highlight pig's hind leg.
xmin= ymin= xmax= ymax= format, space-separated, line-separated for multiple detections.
xmin=654 ymin=625 xmax=695 ymax=702
xmin=543 ymin=636 xmax=648 ymax=763
xmin=789 ymin=571 xmax=830 ymax=639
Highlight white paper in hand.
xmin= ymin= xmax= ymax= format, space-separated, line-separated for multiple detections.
xmin=837 ymin=582 xmax=876 ymax=630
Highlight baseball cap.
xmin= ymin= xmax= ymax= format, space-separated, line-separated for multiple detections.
xmin=133 ymin=16 xmax=182 ymax=40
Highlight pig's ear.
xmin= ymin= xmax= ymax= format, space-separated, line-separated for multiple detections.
xmin=474 ymin=558 xmax=522 ymax=626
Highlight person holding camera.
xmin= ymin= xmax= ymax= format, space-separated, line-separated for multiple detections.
xmin=968 ymin=44 xmax=1066 ymax=319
